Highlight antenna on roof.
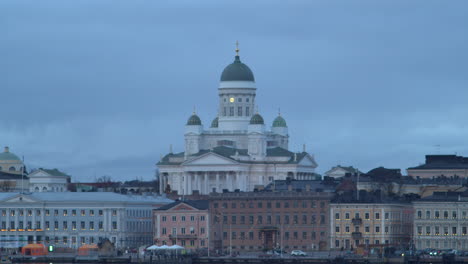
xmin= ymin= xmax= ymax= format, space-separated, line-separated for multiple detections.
xmin=303 ymin=144 xmax=306 ymax=153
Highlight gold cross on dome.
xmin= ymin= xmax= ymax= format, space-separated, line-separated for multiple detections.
xmin=235 ymin=41 xmax=239 ymax=56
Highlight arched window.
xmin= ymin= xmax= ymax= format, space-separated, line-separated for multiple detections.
xmin=9 ymin=167 xmax=15 ymax=171
xmin=35 ymin=187 xmax=39 ymax=192
xmin=42 ymin=187 xmax=47 ymax=192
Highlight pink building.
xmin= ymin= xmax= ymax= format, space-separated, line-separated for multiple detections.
xmin=153 ymin=200 xmax=209 ymax=250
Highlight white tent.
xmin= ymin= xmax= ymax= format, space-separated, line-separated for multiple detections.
xmin=159 ymin=245 xmax=170 ymax=250
xmin=146 ymin=245 xmax=160 ymax=250
xmin=169 ymin=245 xmax=184 ymax=250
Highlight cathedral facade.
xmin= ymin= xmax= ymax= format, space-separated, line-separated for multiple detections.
xmin=157 ymin=48 xmax=319 ymax=195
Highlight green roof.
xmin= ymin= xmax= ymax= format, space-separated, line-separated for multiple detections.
xmin=157 ymin=146 xmax=309 ymax=165
xmin=0 ymin=147 xmax=21 ymax=161
xmin=210 ymin=117 xmax=218 ymax=128
xmin=41 ymin=168 xmax=70 ymax=177
xmin=250 ymin=113 xmax=264 ymax=125
xmin=272 ymin=115 xmax=287 ymax=127
xmin=220 ymin=56 xmax=255 ymax=82
xmin=186 ymin=114 xmax=202 ymax=126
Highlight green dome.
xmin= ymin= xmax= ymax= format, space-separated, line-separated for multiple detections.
xmin=250 ymin=113 xmax=264 ymax=125
xmin=0 ymin=147 xmax=21 ymax=161
xmin=210 ymin=117 xmax=218 ymax=128
xmin=186 ymin=114 xmax=202 ymax=126
xmin=273 ymin=115 xmax=287 ymax=127
xmin=220 ymin=56 xmax=255 ymax=82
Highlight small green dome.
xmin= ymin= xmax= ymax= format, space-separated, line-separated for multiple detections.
xmin=250 ymin=113 xmax=264 ymax=125
xmin=273 ymin=115 xmax=287 ymax=127
xmin=186 ymin=114 xmax=202 ymax=126
xmin=210 ymin=117 xmax=219 ymax=128
xmin=0 ymin=147 xmax=21 ymax=161
xmin=220 ymin=56 xmax=255 ymax=82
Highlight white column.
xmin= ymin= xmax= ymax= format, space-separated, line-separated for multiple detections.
xmin=197 ymin=172 xmax=202 ymax=193
xmin=188 ymin=173 xmax=192 ymax=194
xmin=179 ymin=172 xmax=184 ymax=195
xmin=216 ymin=172 xmax=220 ymax=193
xmin=204 ymin=172 xmax=209 ymax=194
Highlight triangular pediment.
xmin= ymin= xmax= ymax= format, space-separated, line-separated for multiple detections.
xmin=2 ymin=194 xmax=40 ymax=203
xmin=28 ymin=170 xmax=50 ymax=178
xmin=183 ymin=152 xmax=239 ymax=166
xmin=298 ymin=154 xmax=318 ymax=168
xmin=170 ymin=203 xmax=197 ymax=211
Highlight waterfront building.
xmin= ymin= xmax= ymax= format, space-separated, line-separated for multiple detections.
xmin=0 ymin=192 xmax=171 ymax=249
xmin=153 ymin=200 xmax=209 ymax=250
xmin=407 ymin=154 xmax=468 ymax=178
xmin=157 ymin=47 xmax=318 ymax=195
xmin=413 ymin=191 xmax=468 ymax=250
xmin=330 ymin=192 xmax=413 ymax=251
xmin=208 ymin=187 xmax=333 ymax=253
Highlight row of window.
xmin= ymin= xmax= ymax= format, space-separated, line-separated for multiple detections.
xmin=336 ymin=212 xmax=382 ymax=220
xmin=416 ymin=210 xmax=466 ymax=219
xmin=221 ymin=231 xmax=325 ymax=240
xmin=336 ymin=226 xmax=384 ymax=233
xmin=44 ymin=236 xmax=110 ymax=245
xmin=335 ymin=239 xmax=385 ymax=248
xmin=162 ymin=215 xmax=205 ymax=222
xmin=214 ymin=201 xmax=326 ymax=209
xmin=215 ymin=214 xmax=326 ymax=225
xmin=1 ymin=221 xmax=117 ymax=230
xmin=1 ymin=209 xmax=117 ymax=217
xmin=222 ymin=106 xmax=250 ymax=117
xmin=161 ymin=227 xmax=205 ymax=235
xmin=416 ymin=226 xmax=468 ymax=236
xmin=161 ymin=239 xmax=202 ymax=247
xmin=223 ymin=97 xmax=250 ymax=103
xmin=0 ymin=166 xmax=19 ymax=172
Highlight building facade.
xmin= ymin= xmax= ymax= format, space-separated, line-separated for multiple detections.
xmin=153 ymin=200 xmax=209 ymax=250
xmin=0 ymin=192 xmax=171 ymax=249
xmin=209 ymin=189 xmax=333 ymax=253
xmin=413 ymin=191 xmax=468 ymax=250
xmin=330 ymin=202 xmax=413 ymax=251
xmin=407 ymin=155 xmax=468 ymax=178
xmin=28 ymin=168 xmax=71 ymax=192
xmin=157 ymin=48 xmax=318 ymax=195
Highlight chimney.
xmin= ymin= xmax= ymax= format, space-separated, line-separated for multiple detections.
xmin=4 ymin=146 xmax=9 ymax=153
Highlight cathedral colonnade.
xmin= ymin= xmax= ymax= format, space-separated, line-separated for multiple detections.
xmin=160 ymin=171 xmax=249 ymax=195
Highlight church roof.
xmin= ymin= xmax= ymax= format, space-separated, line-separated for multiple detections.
xmin=0 ymin=147 xmax=21 ymax=161
xmin=186 ymin=114 xmax=202 ymax=126
xmin=158 ymin=146 xmax=310 ymax=165
xmin=220 ymin=55 xmax=255 ymax=82
xmin=272 ymin=115 xmax=287 ymax=127
xmin=210 ymin=117 xmax=218 ymax=128
xmin=250 ymin=113 xmax=264 ymax=125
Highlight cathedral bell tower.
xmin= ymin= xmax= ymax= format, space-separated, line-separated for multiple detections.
xmin=218 ymin=42 xmax=256 ymax=131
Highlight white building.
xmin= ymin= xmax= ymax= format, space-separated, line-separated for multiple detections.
xmin=413 ymin=191 xmax=468 ymax=250
xmin=28 ymin=168 xmax=70 ymax=192
xmin=0 ymin=192 xmax=172 ymax=249
xmin=157 ymin=47 xmax=319 ymax=195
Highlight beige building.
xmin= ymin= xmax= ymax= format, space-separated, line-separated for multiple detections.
xmin=413 ymin=191 xmax=468 ymax=250
xmin=407 ymin=155 xmax=468 ymax=178
xmin=330 ymin=197 xmax=413 ymax=251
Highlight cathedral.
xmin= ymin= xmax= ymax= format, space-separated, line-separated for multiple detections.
xmin=157 ymin=47 xmax=319 ymax=195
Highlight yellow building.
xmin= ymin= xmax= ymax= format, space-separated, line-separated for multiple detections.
xmin=330 ymin=195 xmax=413 ymax=252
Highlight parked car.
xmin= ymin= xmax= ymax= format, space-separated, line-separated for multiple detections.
xmin=290 ymin=250 xmax=307 ymax=256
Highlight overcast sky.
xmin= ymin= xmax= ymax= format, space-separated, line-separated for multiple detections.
xmin=2 ymin=0 xmax=468 ymax=182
